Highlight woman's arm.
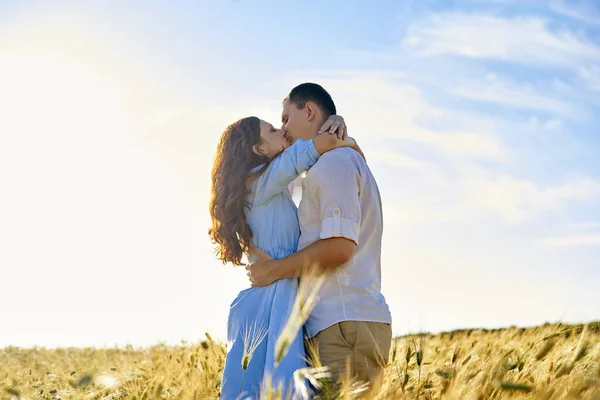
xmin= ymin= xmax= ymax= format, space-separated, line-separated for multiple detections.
xmin=250 ymin=138 xmax=319 ymax=206
xmin=315 ymin=115 xmax=364 ymax=159
xmin=250 ymin=116 xmax=355 ymax=206
xmin=313 ymin=134 xmax=358 ymax=155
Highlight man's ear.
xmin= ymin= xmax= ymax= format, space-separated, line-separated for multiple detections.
xmin=252 ymin=144 xmax=263 ymax=157
xmin=305 ymin=102 xmax=317 ymax=122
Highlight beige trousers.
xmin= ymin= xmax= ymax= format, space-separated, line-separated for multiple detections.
xmin=305 ymin=321 xmax=392 ymax=395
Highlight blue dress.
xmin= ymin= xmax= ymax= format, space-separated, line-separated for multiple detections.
xmin=220 ymin=139 xmax=320 ymax=400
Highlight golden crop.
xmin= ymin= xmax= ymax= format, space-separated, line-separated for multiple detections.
xmin=1 ymin=322 xmax=598 ymax=399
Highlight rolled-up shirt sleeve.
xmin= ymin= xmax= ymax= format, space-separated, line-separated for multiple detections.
xmin=308 ymin=152 xmax=361 ymax=245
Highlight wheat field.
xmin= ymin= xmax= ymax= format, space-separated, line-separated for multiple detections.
xmin=1 ymin=322 xmax=599 ymax=400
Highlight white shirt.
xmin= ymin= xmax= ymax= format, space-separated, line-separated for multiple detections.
xmin=298 ymin=147 xmax=392 ymax=338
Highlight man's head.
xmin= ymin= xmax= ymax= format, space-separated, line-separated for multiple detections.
xmin=281 ymin=83 xmax=336 ymax=142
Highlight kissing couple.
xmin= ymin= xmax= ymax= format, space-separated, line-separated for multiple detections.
xmin=209 ymin=83 xmax=392 ymax=399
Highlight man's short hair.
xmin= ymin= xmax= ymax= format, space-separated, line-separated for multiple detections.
xmin=284 ymin=83 xmax=337 ymax=118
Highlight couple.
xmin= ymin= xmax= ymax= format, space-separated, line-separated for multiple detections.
xmin=209 ymin=83 xmax=392 ymax=399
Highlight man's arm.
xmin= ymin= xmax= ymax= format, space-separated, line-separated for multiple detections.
xmin=268 ymin=237 xmax=356 ymax=281
xmin=247 ymin=151 xmax=362 ymax=287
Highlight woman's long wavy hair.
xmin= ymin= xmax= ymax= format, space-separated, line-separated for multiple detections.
xmin=209 ymin=117 xmax=270 ymax=266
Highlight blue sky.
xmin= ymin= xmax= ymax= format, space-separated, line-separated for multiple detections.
xmin=0 ymin=0 xmax=598 ymax=348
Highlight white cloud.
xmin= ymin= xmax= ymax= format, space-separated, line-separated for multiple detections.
xmin=404 ymin=12 xmax=600 ymax=67
xmin=539 ymin=235 xmax=600 ymax=246
xmin=550 ymin=0 xmax=600 ymax=25
xmin=368 ymin=150 xmax=446 ymax=184
xmin=462 ymin=176 xmax=600 ymax=223
xmin=387 ymin=170 xmax=600 ymax=225
xmin=579 ymin=65 xmax=600 ymax=91
xmin=527 ymin=116 xmax=566 ymax=133
xmin=407 ymin=126 xmax=508 ymax=160
xmin=452 ymin=75 xmax=581 ymax=118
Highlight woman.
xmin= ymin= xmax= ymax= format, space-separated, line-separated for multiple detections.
xmin=209 ymin=115 xmax=359 ymax=399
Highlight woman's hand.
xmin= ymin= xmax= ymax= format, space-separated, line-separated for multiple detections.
xmin=318 ymin=115 xmax=347 ymax=140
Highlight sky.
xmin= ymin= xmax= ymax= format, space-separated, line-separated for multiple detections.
xmin=0 ymin=0 xmax=599 ymax=348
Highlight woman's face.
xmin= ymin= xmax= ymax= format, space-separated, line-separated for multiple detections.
xmin=254 ymin=119 xmax=291 ymax=159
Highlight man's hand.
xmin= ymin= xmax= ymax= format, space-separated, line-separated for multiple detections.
xmin=246 ymin=246 xmax=276 ymax=287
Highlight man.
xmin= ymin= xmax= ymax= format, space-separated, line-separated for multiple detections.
xmin=247 ymin=83 xmax=392 ymax=393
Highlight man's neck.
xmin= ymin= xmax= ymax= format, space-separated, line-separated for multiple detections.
xmin=295 ymin=130 xmax=319 ymax=142
xmin=305 ymin=125 xmax=321 ymax=140
xmin=305 ymin=116 xmax=325 ymax=139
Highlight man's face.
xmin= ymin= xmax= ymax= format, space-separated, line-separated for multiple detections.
xmin=281 ymin=98 xmax=311 ymax=143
